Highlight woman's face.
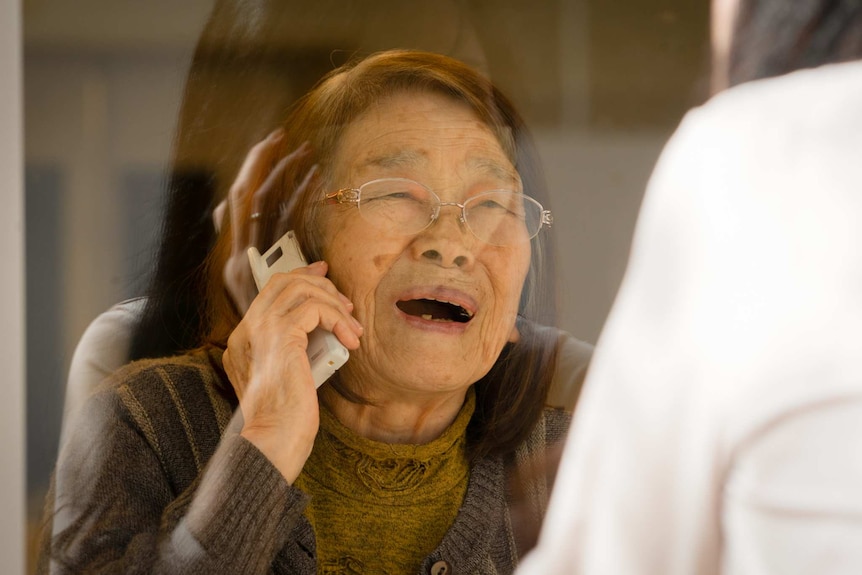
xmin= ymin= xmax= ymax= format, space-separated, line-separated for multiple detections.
xmin=320 ymin=90 xmax=531 ymax=397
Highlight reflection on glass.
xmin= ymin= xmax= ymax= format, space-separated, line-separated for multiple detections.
xmin=25 ymin=0 xmax=709 ymax=572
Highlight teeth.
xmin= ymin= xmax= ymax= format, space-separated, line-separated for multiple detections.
xmin=421 ymin=313 xmax=453 ymax=322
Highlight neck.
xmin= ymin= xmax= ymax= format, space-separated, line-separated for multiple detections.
xmin=319 ymin=384 xmax=469 ymax=445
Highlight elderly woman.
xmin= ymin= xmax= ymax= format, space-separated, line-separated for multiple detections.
xmin=42 ymin=50 xmax=589 ymax=575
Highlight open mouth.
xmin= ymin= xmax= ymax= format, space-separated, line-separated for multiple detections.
xmin=396 ymin=298 xmax=474 ymax=323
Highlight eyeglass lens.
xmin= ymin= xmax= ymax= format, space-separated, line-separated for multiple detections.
xmin=356 ymin=179 xmax=545 ymax=246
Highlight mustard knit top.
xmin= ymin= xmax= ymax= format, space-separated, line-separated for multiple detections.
xmin=294 ymin=390 xmax=475 ymax=574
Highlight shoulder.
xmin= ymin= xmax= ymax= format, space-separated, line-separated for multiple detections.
xmin=66 ymin=298 xmax=147 ymax=393
xmin=516 ymin=407 xmax=571 ymax=460
xmin=95 ymin=346 xmax=235 ymax=438
xmin=671 ymin=61 xmax=862 ymax=158
xmin=103 ymin=346 xmax=222 ymax=392
xmin=611 ymin=60 xmax=862 ymax=436
xmin=711 ymin=60 xmax=862 ymax=115
xmin=63 ymin=298 xmax=149 ymax=439
xmin=78 ymin=298 xmax=146 ymax=343
xmin=546 ymin=330 xmax=593 ymax=412
xmin=639 ymin=60 xmax=862 ymax=264
xmin=541 ymin=407 xmax=572 ymax=447
xmin=64 ymin=346 xmax=237 ymax=496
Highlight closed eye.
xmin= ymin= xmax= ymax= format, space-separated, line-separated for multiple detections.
xmin=476 ymin=198 xmax=508 ymax=210
xmin=380 ymin=191 xmax=418 ymax=200
xmin=363 ymin=186 xmax=428 ymax=204
xmin=471 ymin=197 xmax=526 ymax=219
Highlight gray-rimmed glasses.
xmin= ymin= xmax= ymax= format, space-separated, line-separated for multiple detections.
xmin=324 ymin=178 xmax=552 ymax=247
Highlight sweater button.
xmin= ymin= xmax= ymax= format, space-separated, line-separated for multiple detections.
xmin=430 ymin=560 xmax=452 ymax=575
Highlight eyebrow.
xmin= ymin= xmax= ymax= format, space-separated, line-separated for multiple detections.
xmin=359 ymin=150 xmax=520 ymax=186
xmin=360 ymin=149 xmax=424 ymax=170
xmin=466 ymin=157 xmax=521 ymax=186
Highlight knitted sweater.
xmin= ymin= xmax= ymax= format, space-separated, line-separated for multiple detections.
xmin=39 ymin=347 xmax=570 ymax=575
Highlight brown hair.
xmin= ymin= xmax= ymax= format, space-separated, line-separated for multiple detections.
xmin=205 ymin=49 xmax=560 ymax=459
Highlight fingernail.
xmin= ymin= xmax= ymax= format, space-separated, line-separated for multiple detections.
xmin=269 ymin=128 xmax=285 ymax=142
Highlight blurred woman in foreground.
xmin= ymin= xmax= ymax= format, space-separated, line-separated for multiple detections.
xmin=518 ymin=1 xmax=862 ymax=573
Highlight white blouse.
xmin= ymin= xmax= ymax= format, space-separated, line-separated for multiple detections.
xmin=518 ymin=60 xmax=862 ymax=575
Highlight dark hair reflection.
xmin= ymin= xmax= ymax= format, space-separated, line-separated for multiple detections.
xmin=728 ymin=0 xmax=862 ymax=86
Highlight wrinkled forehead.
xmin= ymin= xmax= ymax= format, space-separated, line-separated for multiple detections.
xmin=351 ymin=149 xmax=522 ymax=190
xmin=326 ymin=90 xmax=519 ymax=188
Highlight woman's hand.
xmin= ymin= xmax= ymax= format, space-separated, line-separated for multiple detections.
xmin=213 ymin=130 xmax=316 ymax=314
xmin=222 ymin=261 xmax=363 ymax=483
xmin=218 ymin=128 xmax=361 ymax=482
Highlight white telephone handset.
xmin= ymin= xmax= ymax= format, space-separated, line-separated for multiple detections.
xmin=247 ymin=230 xmax=350 ymax=387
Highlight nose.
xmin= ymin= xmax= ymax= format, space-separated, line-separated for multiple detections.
xmin=412 ymin=203 xmax=474 ymax=268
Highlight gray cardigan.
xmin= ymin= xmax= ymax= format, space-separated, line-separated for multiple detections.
xmin=40 ymin=347 xmax=570 ymax=575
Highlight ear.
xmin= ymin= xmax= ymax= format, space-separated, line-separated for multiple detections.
xmin=508 ymin=323 xmax=520 ymax=343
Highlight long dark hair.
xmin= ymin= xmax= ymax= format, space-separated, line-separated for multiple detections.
xmin=127 ymin=1 xmax=334 ymax=361
xmin=728 ymin=0 xmax=862 ymax=86
xmin=205 ymin=50 xmax=560 ymax=459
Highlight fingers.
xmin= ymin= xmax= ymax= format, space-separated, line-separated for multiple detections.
xmin=247 ymin=142 xmax=312 ymax=249
xmin=250 ymin=142 xmax=311 ymax=218
xmin=228 ymin=128 xmax=285 ymax=253
xmin=223 ymin=259 xmax=361 ymax=483
xmin=212 ymin=198 xmax=227 ymax=233
xmin=247 ymin=262 xmax=363 ymax=349
xmin=277 ymin=162 xmax=318 ymax=233
xmin=222 ymin=132 xmax=315 ymax=313
xmin=222 ymin=256 xmax=257 ymax=314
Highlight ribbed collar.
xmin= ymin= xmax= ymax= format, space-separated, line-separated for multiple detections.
xmin=303 ymin=388 xmax=476 ymax=503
